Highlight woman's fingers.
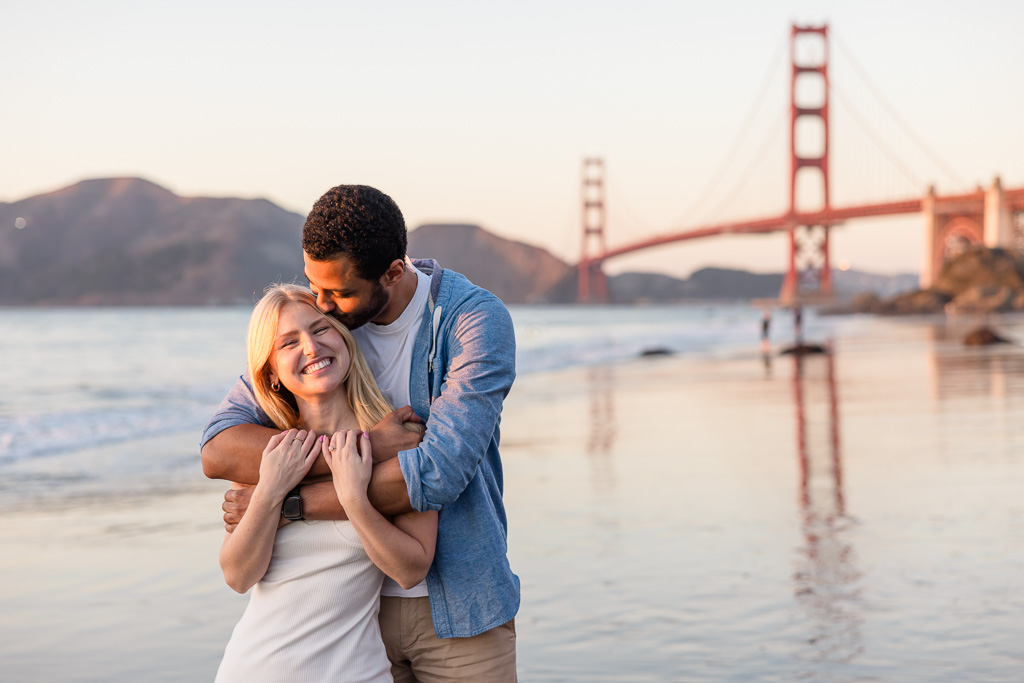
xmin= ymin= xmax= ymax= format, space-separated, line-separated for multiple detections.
xmin=263 ymin=430 xmax=289 ymax=455
xmin=342 ymin=429 xmax=361 ymax=457
xmin=299 ymin=429 xmax=318 ymax=456
xmin=358 ymin=431 xmax=371 ymax=461
xmin=327 ymin=431 xmax=343 ymax=468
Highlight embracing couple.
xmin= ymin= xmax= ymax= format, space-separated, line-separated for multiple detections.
xmin=200 ymin=185 xmax=519 ymax=682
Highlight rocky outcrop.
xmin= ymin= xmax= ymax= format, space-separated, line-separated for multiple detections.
xmin=934 ymin=247 xmax=1024 ymax=294
xmin=947 ymin=285 xmax=1020 ymax=314
xmin=847 ymin=246 xmax=1024 ymax=315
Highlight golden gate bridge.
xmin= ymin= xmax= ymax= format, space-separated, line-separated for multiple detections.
xmin=576 ymin=24 xmax=1024 ymax=305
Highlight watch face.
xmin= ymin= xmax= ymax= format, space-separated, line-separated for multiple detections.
xmin=283 ymin=495 xmax=302 ymax=519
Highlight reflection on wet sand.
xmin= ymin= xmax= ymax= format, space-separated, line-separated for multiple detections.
xmin=790 ymin=351 xmax=864 ymax=668
xmin=585 ymin=365 xmax=617 ymax=494
xmin=927 ymin=323 xmax=1024 ymax=401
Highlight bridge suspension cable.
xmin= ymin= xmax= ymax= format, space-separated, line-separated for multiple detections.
xmin=829 ymin=81 xmax=925 ymax=192
xmin=671 ymin=35 xmax=789 ymax=228
xmin=696 ymin=105 xmax=786 ymax=228
xmin=832 ymin=28 xmax=968 ymax=191
xmin=606 ymin=175 xmax=658 ymax=242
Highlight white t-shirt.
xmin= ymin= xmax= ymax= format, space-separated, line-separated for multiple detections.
xmin=215 ymin=521 xmax=392 ymax=682
xmin=352 ymin=264 xmax=431 ymax=598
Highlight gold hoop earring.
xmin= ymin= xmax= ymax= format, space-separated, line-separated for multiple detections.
xmin=271 ymin=379 xmax=281 ymax=392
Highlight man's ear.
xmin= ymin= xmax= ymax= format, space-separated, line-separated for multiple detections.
xmin=381 ymin=258 xmax=406 ymax=288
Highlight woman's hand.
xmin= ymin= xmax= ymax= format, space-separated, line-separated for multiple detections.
xmin=257 ymin=429 xmax=320 ymax=502
xmin=322 ymin=429 xmax=373 ymax=508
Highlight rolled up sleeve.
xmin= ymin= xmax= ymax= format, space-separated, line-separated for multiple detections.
xmin=398 ymin=297 xmax=515 ymax=512
xmin=199 ymin=373 xmax=271 ymax=450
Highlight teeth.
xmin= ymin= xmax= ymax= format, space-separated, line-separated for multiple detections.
xmin=303 ymin=359 xmax=332 ymax=374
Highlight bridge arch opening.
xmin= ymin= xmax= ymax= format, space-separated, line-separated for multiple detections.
xmin=794 ymin=74 xmax=826 ymax=110
xmin=794 ymin=167 xmax=828 ymax=213
xmin=932 ymin=216 xmax=983 ymax=283
xmin=795 ymin=117 xmax=827 ymax=160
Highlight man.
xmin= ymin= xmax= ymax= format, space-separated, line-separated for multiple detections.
xmin=201 ymin=185 xmax=519 ymax=681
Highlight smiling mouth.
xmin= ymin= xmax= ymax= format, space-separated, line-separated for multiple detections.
xmin=302 ymin=358 xmax=333 ymax=375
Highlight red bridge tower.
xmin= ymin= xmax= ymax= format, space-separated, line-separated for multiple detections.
xmin=579 ymin=157 xmax=608 ymax=303
xmin=781 ymin=24 xmax=833 ymax=304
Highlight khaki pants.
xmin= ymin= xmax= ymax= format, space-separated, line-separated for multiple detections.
xmin=378 ymin=596 xmax=517 ymax=682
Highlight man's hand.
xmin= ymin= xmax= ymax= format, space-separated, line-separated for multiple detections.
xmin=223 ymin=485 xmax=254 ymax=532
xmin=368 ymin=406 xmax=424 ymax=464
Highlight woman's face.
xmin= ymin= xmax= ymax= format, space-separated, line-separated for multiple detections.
xmin=268 ymin=302 xmax=351 ymax=400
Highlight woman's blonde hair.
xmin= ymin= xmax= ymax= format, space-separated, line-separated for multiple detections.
xmin=246 ymin=283 xmax=393 ymax=431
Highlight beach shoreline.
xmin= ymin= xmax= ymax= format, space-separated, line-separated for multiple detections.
xmin=3 ymin=312 xmax=1024 ymax=681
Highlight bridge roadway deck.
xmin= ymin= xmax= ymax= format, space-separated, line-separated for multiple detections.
xmin=592 ymin=188 xmax=1024 ymax=264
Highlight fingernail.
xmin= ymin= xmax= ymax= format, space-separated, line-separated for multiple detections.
xmin=362 ymin=431 xmax=369 ymax=439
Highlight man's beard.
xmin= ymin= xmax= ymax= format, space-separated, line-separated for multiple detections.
xmin=329 ymin=281 xmax=389 ymax=330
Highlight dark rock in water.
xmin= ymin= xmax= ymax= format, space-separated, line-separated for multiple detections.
xmin=779 ymin=343 xmax=829 ymax=355
xmin=963 ymin=327 xmax=1011 ymax=346
xmin=640 ymin=347 xmax=674 ymax=357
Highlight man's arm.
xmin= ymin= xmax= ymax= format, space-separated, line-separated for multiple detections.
xmin=200 ymin=374 xmax=273 ymax=483
xmin=202 ymin=424 xmax=279 ymax=484
xmin=299 ymin=457 xmax=413 ymax=518
xmin=201 ymin=374 xmax=337 ymax=484
xmin=399 ymin=295 xmax=516 ymax=513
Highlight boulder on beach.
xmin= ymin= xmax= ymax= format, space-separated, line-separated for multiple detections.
xmin=779 ymin=343 xmax=829 ymax=355
xmin=963 ymin=327 xmax=1011 ymax=346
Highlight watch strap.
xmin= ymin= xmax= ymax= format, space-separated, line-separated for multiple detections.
xmin=282 ymin=485 xmax=304 ymax=521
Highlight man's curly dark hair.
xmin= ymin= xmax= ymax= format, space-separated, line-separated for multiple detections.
xmin=302 ymin=185 xmax=407 ymax=280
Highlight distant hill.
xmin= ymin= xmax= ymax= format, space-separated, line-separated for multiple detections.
xmin=0 ymin=178 xmax=305 ymax=305
xmin=408 ymin=224 xmax=571 ymax=304
xmin=0 ymin=178 xmax=918 ymax=306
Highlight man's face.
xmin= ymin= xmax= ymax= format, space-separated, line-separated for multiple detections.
xmin=303 ymin=253 xmax=390 ymax=330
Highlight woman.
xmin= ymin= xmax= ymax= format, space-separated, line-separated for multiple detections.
xmin=215 ymin=284 xmax=437 ymax=682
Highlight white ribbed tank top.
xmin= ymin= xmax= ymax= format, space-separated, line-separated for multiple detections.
xmin=215 ymin=520 xmax=392 ymax=683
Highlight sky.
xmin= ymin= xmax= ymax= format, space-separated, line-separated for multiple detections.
xmin=4 ymin=0 xmax=1023 ymax=278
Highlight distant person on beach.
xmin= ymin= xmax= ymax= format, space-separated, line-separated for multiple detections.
xmin=760 ymin=308 xmax=771 ymax=348
xmin=201 ymin=185 xmax=519 ymax=681
xmin=215 ymin=284 xmax=436 ymax=681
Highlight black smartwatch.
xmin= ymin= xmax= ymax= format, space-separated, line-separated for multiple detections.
xmin=282 ymin=485 xmax=303 ymax=521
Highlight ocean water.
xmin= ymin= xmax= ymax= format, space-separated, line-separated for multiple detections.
xmin=0 ymin=303 xmax=815 ymax=503
xmin=2 ymin=304 xmax=1024 ymax=681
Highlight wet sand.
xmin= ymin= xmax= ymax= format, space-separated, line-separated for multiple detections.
xmin=3 ymin=316 xmax=1024 ymax=681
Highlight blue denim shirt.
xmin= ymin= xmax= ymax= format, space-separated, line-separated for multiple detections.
xmin=201 ymin=259 xmax=520 ymax=638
